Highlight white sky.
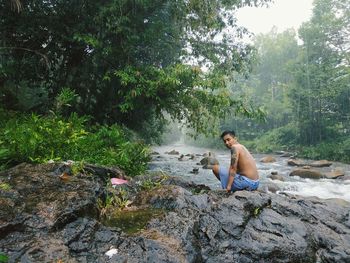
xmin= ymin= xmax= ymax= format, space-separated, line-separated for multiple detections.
xmin=236 ymin=0 xmax=314 ymax=35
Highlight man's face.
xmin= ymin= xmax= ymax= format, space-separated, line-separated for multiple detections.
xmin=222 ymin=134 xmax=235 ymax=149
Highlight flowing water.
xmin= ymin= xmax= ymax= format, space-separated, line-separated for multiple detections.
xmin=148 ymin=142 xmax=350 ymax=202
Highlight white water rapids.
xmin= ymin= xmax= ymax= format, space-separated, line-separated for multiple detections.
xmin=148 ymin=142 xmax=350 ymax=202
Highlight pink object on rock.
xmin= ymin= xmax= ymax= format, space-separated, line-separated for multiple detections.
xmin=110 ymin=178 xmax=128 ymax=185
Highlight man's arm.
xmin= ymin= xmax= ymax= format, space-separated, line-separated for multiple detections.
xmin=226 ymin=146 xmax=238 ymax=192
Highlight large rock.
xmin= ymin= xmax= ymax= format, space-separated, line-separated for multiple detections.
xmin=288 ymin=159 xmax=333 ymax=168
xmin=324 ymin=168 xmax=345 ymax=179
xmin=310 ymin=160 xmax=333 ymax=167
xmin=260 ymin=156 xmax=276 ymax=163
xmin=199 ymin=156 xmax=219 ymax=169
xmin=289 ymin=168 xmax=323 ymax=179
xmin=287 ymin=159 xmax=308 ymax=166
xmin=268 ymin=173 xmax=285 ymax=181
xmin=289 ymin=167 xmax=345 ymax=180
xmin=1 ymin=163 xmax=350 ymax=263
xmin=265 ymin=183 xmax=281 ymax=193
xmin=166 ymin=150 xmax=180 ymax=155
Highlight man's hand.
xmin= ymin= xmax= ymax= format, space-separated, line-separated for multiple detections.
xmin=226 ymin=186 xmax=231 ymax=193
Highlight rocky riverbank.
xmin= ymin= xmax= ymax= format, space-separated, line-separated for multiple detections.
xmin=1 ymin=163 xmax=350 ymax=262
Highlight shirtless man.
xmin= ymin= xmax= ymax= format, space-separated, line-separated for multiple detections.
xmin=212 ymin=130 xmax=259 ymax=193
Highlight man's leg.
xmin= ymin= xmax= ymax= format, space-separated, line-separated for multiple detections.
xmin=212 ymin=164 xmax=220 ymax=181
xmin=212 ymin=165 xmax=231 ymax=190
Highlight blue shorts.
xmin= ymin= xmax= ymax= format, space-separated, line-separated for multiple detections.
xmin=219 ymin=167 xmax=259 ymax=192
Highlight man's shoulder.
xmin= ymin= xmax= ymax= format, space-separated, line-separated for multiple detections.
xmin=231 ymin=143 xmax=244 ymax=151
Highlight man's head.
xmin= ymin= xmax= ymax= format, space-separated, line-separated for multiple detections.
xmin=220 ymin=130 xmax=235 ymax=139
xmin=220 ymin=130 xmax=236 ymax=149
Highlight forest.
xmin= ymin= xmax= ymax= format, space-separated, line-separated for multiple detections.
xmin=185 ymin=0 xmax=350 ymax=163
xmin=0 ymin=0 xmax=349 ymax=175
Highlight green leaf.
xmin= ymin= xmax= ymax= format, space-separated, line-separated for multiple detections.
xmin=0 ymin=253 xmax=9 ymax=263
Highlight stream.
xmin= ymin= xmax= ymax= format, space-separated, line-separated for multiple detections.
xmin=148 ymin=141 xmax=350 ymax=202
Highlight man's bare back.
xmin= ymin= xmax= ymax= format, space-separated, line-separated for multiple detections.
xmin=230 ymin=143 xmax=258 ymax=181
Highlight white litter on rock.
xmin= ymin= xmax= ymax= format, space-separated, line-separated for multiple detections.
xmin=105 ymin=248 xmax=118 ymax=259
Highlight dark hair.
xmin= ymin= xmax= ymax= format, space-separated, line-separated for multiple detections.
xmin=220 ymin=130 xmax=235 ymax=139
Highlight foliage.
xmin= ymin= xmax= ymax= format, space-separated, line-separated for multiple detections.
xmin=226 ymin=28 xmax=299 ymax=133
xmin=98 ymin=185 xmax=131 ymax=217
xmin=1 ymin=112 xmax=88 ymax=164
xmin=54 ymin=87 xmax=78 ymax=115
xmin=291 ymin=0 xmax=350 ymax=145
xmin=0 ymin=253 xmax=8 ymax=263
xmin=74 ymin=125 xmax=151 ymax=176
xmin=0 ymin=111 xmax=150 ymax=176
xmin=70 ymin=161 xmax=86 ymax=176
xmin=183 ymin=28 xmax=299 ymax=149
xmin=247 ymin=124 xmax=350 ymax=163
xmin=138 ymin=178 xmax=162 ymax=191
xmin=0 ymin=147 xmax=10 ymax=162
xmin=137 ymin=172 xmax=168 ymax=191
xmin=248 ymin=124 xmax=299 ymax=153
xmin=298 ymin=138 xmax=350 ymax=163
xmin=0 ymin=0 xmax=271 ymax=141
xmin=184 ymin=132 xmax=223 ymax=149
xmin=190 ymin=0 xmax=350 ymax=163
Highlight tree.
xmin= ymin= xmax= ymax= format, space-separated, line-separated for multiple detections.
xmin=0 ymin=0 xmax=271 ymax=141
xmin=291 ymin=0 xmax=350 ymax=145
xmin=222 ymin=28 xmax=299 ymax=140
xmin=253 ymin=28 xmax=299 ymax=128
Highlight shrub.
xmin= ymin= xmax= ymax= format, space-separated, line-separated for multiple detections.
xmin=1 ymin=113 xmax=87 ymax=164
xmin=250 ymin=124 xmax=298 ymax=153
xmin=299 ymin=138 xmax=350 ymax=163
xmin=72 ymin=125 xmax=151 ymax=176
xmin=0 ymin=111 xmax=150 ymax=176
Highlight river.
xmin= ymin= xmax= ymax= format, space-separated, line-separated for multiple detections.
xmin=148 ymin=141 xmax=350 ymax=202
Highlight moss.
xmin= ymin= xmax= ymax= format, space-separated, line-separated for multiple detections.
xmin=0 ymin=183 xmax=11 ymax=191
xmin=102 ymin=208 xmax=165 ymax=234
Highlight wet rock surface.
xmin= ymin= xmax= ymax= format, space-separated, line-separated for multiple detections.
xmin=1 ymin=163 xmax=350 ymax=262
xmin=260 ymin=156 xmax=277 ymax=163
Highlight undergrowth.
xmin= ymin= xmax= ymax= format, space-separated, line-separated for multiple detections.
xmin=0 ymin=109 xmax=151 ymax=176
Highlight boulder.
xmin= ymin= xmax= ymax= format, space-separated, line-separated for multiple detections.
xmin=199 ymin=156 xmax=219 ymax=169
xmin=287 ymin=159 xmax=308 ymax=166
xmin=265 ymin=183 xmax=281 ymax=193
xmin=1 ymin=163 xmax=350 ymax=263
xmin=289 ymin=168 xmax=323 ymax=179
xmin=268 ymin=173 xmax=285 ymax=181
xmin=166 ymin=150 xmax=180 ymax=155
xmin=288 ymin=159 xmax=333 ymax=168
xmin=178 ymin=154 xmax=185 ymax=161
xmin=310 ymin=160 xmax=333 ymax=167
xmin=260 ymin=156 xmax=276 ymax=163
xmin=324 ymin=168 xmax=345 ymax=179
